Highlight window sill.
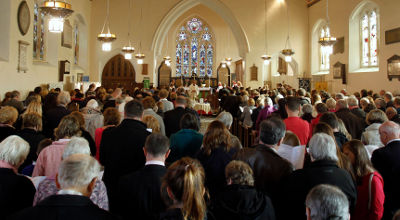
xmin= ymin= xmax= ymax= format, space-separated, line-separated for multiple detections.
xmin=351 ymin=67 xmax=379 ymax=73
xmin=312 ymin=71 xmax=329 ymax=75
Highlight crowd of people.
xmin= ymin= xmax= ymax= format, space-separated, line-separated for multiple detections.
xmin=1 ymin=83 xmax=400 ymax=220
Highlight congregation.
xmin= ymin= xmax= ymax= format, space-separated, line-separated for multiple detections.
xmin=1 ymin=83 xmax=400 ymax=220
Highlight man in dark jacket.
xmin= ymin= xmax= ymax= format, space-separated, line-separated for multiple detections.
xmin=335 ymin=99 xmax=365 ymax=139
xmin=234 ymin=117 xmax=293 ymax=217
xmin=9 ymin=154 xmax=117 ymax=220
xmin=163 ymin=96 xmax=196 ymax=137
xmin=319 ymin=112 xmax=348 ymax=149
xmin=100 ymin=100 xmax=150 ymax=211
xmin=348 ymin=97 xmax=366 ymax=119
xmin=213 ymin=160 xmax=275 ymax=220
xmin=282 ymin=133 xmax=357 ymax=220
xmin=372 ymin=121 xmax=400 ymax=220
xmin=117 ymin=133 xmax=170 ymax=220
xmin=43 ymin=91 xmax=71 ymax=138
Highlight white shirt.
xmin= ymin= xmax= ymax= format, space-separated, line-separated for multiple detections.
xmin=58 ymin=189 xmax=83 ymax=196
xmin=145 ymin=160 xmax=165 ymax=166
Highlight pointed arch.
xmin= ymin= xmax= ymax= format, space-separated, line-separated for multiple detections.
xmin=101 ymin=54 xmax=136 ymax=91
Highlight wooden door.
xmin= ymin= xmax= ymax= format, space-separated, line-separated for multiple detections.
xmin=217 ymin=64 xmax=230 ymax=86
xmin=235 ymin=59 xmax=244 ymax=84
xmin=158 ymin=61 xmax=171 ymax=87
xmin=101 ymin=54 xmax=136 ymax=92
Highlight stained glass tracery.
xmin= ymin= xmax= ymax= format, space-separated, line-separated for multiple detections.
xmin=361 ymin=10 xmax=378 ymax=67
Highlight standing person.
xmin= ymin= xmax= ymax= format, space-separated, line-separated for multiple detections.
xmin=335 ymin=99 xmax=365 ymax=140
xmin=0 ymin=106 xmax=18 ymax=142
xmin=371 ymin=121 xmax=400 ymax=220
xmin=159 ymin=89 xmax=174 ymax=112
xmin=342 ymin=140 xmax=384 ymax=220
xmin=1 ymin=90 xmax=24 ymax=113
xmin=160 ymin=157 xmax=208 ymax=220
xmin=142 ymin=96 xmax=165 ymax=135
xmin=189 ymin=80 xmax=199 ymax=101
xmin=43 ymin=91 xmax=71 ymax=138
xmin=94 ymin=107 xmax=120 ymax=161
xmin=164 ymin=96 xmax=191 ymax=137
xmin=100 ymin=100 xmax=150 ymax=211
xmin=284 ymin=97 xmax=311 ymax=146
xmin=117 ymin=133 xmax=170 ymax=220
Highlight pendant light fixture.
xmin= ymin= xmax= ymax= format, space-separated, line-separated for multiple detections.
xmin=97 ymin=0 xmax=116 ymax=52
xmin=221 ymin=60 xmax=227 ymax=68
xmin=40 ymin=0 xmax=74 ymax=33
xmin=261 ymin=0 xmax=271 ymax=65
xmin=318 ymin=0 xmax=336 ymax=54
xmin=135 ymin=8 xmax=145 ymax=64
xmin=122 ymin=0 xmax=135 ymax=59
xmin=281 ymin=0 xmax=294 ymax=63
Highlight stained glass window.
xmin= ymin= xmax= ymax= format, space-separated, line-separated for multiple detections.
xmin=320 ymin=26 xmax=330 ymax=71
xmin=361 ymin=10 xmax=378 ymax=67
xmin=33 ymin=3 xmax=45 ymax=60
xmin=175 ymin=18 xmax=214 ymax=77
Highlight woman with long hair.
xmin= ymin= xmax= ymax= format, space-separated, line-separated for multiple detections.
xmin=342 ymin=140 xmax=384 ymax=220
xmin=161 ymin=157 xmax=207 ymax=220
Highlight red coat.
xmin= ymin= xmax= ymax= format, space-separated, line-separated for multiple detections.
xmin=352 ymin=171 xmax=385 ymax=220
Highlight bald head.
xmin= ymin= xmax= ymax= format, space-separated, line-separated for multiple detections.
xmin=379 ymin=121 xmax=400 ymax=145
xmin=336 ymin=99 xmax=348 ymax=111
xmin=386 ymin=107 xmax=398 ymax=120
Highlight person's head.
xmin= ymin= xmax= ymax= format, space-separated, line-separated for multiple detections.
xmin=297 ymin=88 xmax=306 ymax=97
xmin=54 ymin=115 xmax=82 ymax=140
xmin=10 ymin=90 xmax=21 ymax=100
xmin=360 ymin=97 xmax=370 ymax=109
xmin=394 ymin=97 xmax=400 ymax=108
xmin=256 ymin=96 xmax=265 ymax=107
xmin=34 ymin=86 xmax=42 ymax=94
xmin=342 ymin=140 xmax=374 ymax=180
xmin=309 ymin=133 xmax=338 ymax=162
xmin=0 ymin=136 xmax=29 ymax=168
xmin=103 ymin=107 xmax=121 ymax=126
xmin=282 ymin=131 xmax=301 ymax=147
xmin=162 ymin=157 xmax=206 ymax=220
xmin=22 ymin=112 xmax=42 ymax=131
xmin=259 ymin=117 xmax=286 ymax=147
xmin=142 ymin=115 xmax=161 ymax=133
xmin=366 ymin=109 xmax=388 ymax=125
xmin=302 ymin=104 xmax=313 ymax=115
xmin=62 ymin=137 xmax=90 ymax=159
xmin=225 ymin=160 xmax=254 ymax=186
xmin=124 ymin=100 xmax=144 ymax=119
xmin=379 ymin=121 xmax=400 ymax=145
xmin=313 ymin=122 xmax=335 ymax=137
xmin=144 ymin=133 xmax=170 ymax=160
xmin=142 ymin=96 xmax=156 ymax=109
xmin=247 ymin=98 xmax=255 ymax=107
xmin=326 ymin=98 xmax=336 ymax=110
xmin=37 ymin=138 xmax=53 ymax=156
xmin=216 ymin=111 xmax=233 ymax=129
xmin=0 ymin=106 xmax=18 ymax=125
xmin=285 ymin=97 xmax=301 ymax=114
xmin=159 ymin=89 xmax=169 ymax=99
xmin=25 ymin=101 xmax=43 ymax=116
xmin=315 ymin=103 xmax=328 ymax=114
xmin=347 ymin=97 xmax=359 ymax=108
xmin=319 ymin=112 xmax=339 ymax=130
xmin=111 ymin=88 xmax=122 ymax=98
xmin=203 ymin=120 xmax=231 ymax=155
xmin=57 ymin=91 xmax=71 ymax=106
xmin=180 ymin=113 xmax=199 ymax=131
xmin=386 ymin=107 xmax=398 ymax=120
xmin=306 ymin=184 xmax=350 ymax=220
xmin=335 ymin=93 xmax=345 ymax=101
xmin=175 ymin=96 xmax=187 ymax=107
xmin=70 ymin=111 xmax=85 ymax=129
xmin=56 ymin=154 xmax=100 ymax=197
xmin=384 ymin=92 xmax=393 ymax=103
xmin=86 ymin=99 xmax=99 ymax=110
xmin=375 ymin=98 xmax=386 ymax=109
xmin=336 ymin=99 xmax=348 ymax=111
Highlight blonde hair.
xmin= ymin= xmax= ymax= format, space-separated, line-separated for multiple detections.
xmin=142 ymin=115 xmax=160 ymax=133
xmin=283 ymin=131 xmax=301 ymax=147
xmin=366 ymin=109 xmax=388 ymax=125
xmin=326 ymin=98 xmax=336 ymax=110
xmin=54 ymin=115 xmax=82 ymax=140
xmin=22 ymin=112 xmax=43 ymax=131
xmin=0 ymin=135 xmax=29 ymax=167
xmin=0 ymin=106 xmax=18 ymax=125
xmin=225 ymin=160 xmax=254 ymax=186
xmin=24 ymin=101 xmax=42 ymax=117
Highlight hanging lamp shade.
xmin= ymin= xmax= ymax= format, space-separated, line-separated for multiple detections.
xmin=97 ymin=0 xmax=116 ymax=51
xmin=225 ymin=57 xmax=232 ymax=66
xmin=40 ymin=1 xmax=73 ymax=33
xmin=282 ymin=49 xmax=295 ymax=62
xmin=163 ymin=56 xmax=171 ymax=66
xmin=261 ymin=54 xmax=272 ymax=65
xmin=122 ymin=44 xmax=135 ymax=60
xmin=135 ymin=53 xmax=145 ymax=64
xmin=318 ymin=0 xmax=336 ymax=53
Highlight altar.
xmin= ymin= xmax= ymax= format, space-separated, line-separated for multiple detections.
xmin=184 ymin=87 xmax=213 ymax=99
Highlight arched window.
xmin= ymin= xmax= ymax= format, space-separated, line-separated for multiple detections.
xmin=360 ymin=10 xmax=378 ymax=67
xmin=320 ymin=26 xmax=331 ymax=71
xmin=33 ymin=3 xmax=45 ymax=60
xmin=176 ymin=17 xmax=215 ymax=77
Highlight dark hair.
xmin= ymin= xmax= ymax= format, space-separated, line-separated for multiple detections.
xmin=37 ymin=138 xmax=53 ymax=155
xmin=259 ymin=117 xmax=286 ymax=145
xmin=180 ymin=113 xmax=199 ymax=131
xmin=319 ymin=112 xmax=339 ymax=129
xmin=103 ymin=107 xmax=121 ymax=126
xmin=124 ymin=100 xmax=144 ymax=118
xmin=203 ymin=120 xmax=231 ymax=155
xmin=342 ymin=140 xmax=375 ymax=183
xmin=142 ymin=96 xmax=156 ymax=109
xmin=313 ymin=122 xmax=334 ymax=136
xmin=315 ymin=103 xmax=328 ymax=114
xmin=176 ymin=96 xmax=187 ymax=105
xmin=361 ymin=89 xmax=368 ymax=98
xmin=34 ymin=86 xmax=42 ymax=94
xmin=145 ymin=133 xmax=170 ymax=157
xmin=286 ymin=96 xmax=301 ymax=112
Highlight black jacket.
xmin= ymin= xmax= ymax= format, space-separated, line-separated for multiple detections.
xmin=212 ymin=184 xmax=275 ymax=220
xmin=0 ymin=168 xmax=36 ymax=218
xmin=350 ymin=107 xmax=366 ymax=119
xmin=100 ymin=119 xmax=150 ymax=211
xmin=0 ymin=125 xmax=16 ymax=142
xmin=8 ymin=195 xmax=118 ymax=220
xmin=117 ymin=164 xmax=167 ymax=220
xmin=282 ymin=160 xmax=357 ymax=220
xmin=43 ymin=105 xmax=70 ymax=138
xmin=334 ymin=131 xmax=348 ymax=149
xmin=17 ymin=128 xmax=46 ymax=171
xmin=80 ymin=128 xmax=97 ymax=157
xmin=335 ymin=108 xmax=365 ymax=139
xmin=163 ymin=107 xmax=194 ymax=137
xmin=371 ymin=140 xmax=400 ymax=220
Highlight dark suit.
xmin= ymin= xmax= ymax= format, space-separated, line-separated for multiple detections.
xmin=8 ymin=195 xmax=117 ymax=220
xmin=335 ymin=108 xmax=365 ymax=139
xmin=117 ymin=164 xmax=166 ymax=220
xmin=16 ymin=128 xmax=46 ymax=171
xmin=350 ymin=107 xmax=366 ymax=119
xmin=371 ymin=140 xmax=400 ymax=220
xmin=0 ymin=125 xmax=16 ymax=142
xmin=163 ymin=107 xmax=191 ymax=137
xmin=0 ymin=168 xmax=35 ymax=218
xmin=99 ymin=119 xmax=150 ymax=211
xmin=43 ymin=105 xmax=70 ymax=138
xmin=282 ymin=160 xmax=357 ymax=220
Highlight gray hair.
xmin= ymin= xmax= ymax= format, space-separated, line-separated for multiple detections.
xmin=62 ymin=137 xmax=90 ymax=160
xmin=58 ymin=154 xmax=100 ymax=190
xmin=0 ymin=135 xmax=30 ymax=167
xmin=302 ymin=104 xmax=313 ymax=114
xmin=309 ymin=133 xmax=338 ymax=162
xmin=335 ymin=93 xmax=345 ymax=100
xmin=346 ymin=97 xmax=359 ymax=107
xmin=57 ymin=91 xmax=71 ymax=105
xmin=326 ymin=98 xmax=336 ymax=109
xmin=336 ymin=99 xmax=348 ymax=110
xmin=306 ymin=184 xmax=350 ymax=220
xmin=216 ymin=111 xmax=233 ymax=129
